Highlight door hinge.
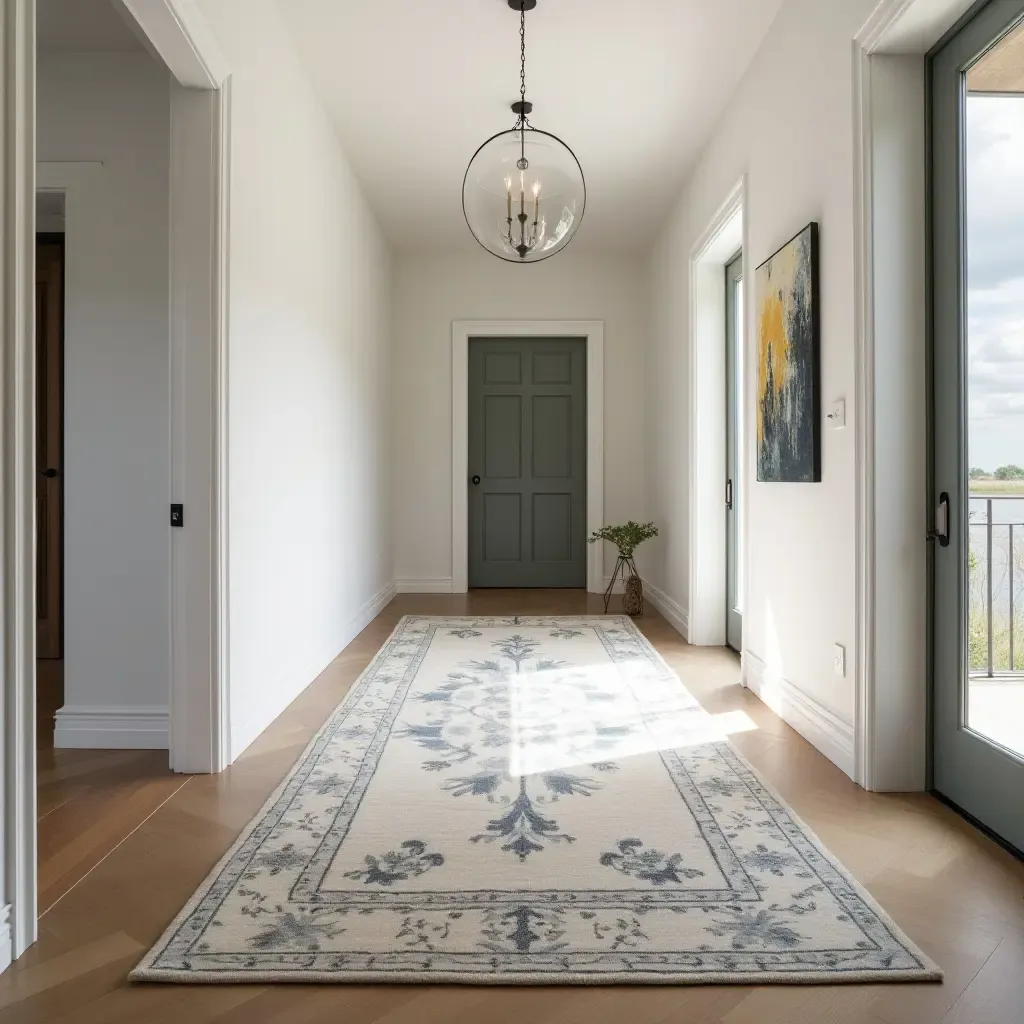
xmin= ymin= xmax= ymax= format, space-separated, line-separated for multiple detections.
xmin=726 ymin=479 xmax=733 ymax=510
xmin=170 ymin=503 xmax=184 ymax=528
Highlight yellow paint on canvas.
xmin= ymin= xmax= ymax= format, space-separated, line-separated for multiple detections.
xmin=755 ymin=242 xmax=801 ymax=446
xmin=757 ymin=293 xmax=788 ymax=445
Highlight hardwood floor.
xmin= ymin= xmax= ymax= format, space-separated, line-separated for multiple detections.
xmin=35 ymin=660 xmax=187 ymax=917
xmin=3 ymin=592 xmax=1023 ymax=1022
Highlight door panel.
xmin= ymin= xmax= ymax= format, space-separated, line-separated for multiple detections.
xmin=532 ymin=493 xmax=572 ymax=562
xmin=484 ymin=395 xmax=522 ymax=478
xmin=483 ymin=494 xmax=522 ymax=562
xmin=726 ymin=253 xmax=744 ymax=653
xmin=469 ymin=338 xmax=586 ymax=588
xmin=532 ymin=396 xmax=572 ymax=478
xmin=36 ymin=236 xmax=64 ymax=660
xmin=932 ymin=0 xmax=1024 ymax=852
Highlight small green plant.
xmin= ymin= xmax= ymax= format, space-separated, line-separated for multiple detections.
xmin=587 ymin=521 xmax=658 ymax=559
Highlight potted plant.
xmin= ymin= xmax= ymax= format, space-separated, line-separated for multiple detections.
xmin=588 ymin=521 xmax=659 ymax=615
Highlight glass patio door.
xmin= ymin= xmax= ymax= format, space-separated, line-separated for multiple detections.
xmin=932 ymin=0 xmax=1024 ymax=853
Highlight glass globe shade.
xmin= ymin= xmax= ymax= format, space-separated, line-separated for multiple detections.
xmin=463 ymin=127 xmax=585 ymax=263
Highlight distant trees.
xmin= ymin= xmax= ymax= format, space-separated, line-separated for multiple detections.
xmin=969 ymin=465 xmax=1024 ymax=480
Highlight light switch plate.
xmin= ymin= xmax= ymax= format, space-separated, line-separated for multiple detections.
xmin=834 ymin=644 xmax=846 ymax=678
xmin=829 ymin=400 xmax=846 ymax=429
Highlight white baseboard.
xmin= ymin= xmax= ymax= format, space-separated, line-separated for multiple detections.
xmin=395 ymin=577 xmax=454 ymax=594
xmin=230 ymin=579 xmax=397 ymax=762
xmin=644 ymin=583 xmax=690 ymax=641
xmin=598 ymin=573 xmax=622 ymax=598
xmin=351 ymin=579 xmax=397 ymax=631
xmin=0 ymin=905 xmax=10 ymax=975
xmin=54 ymin=705 xmax=169 ymax=749
xmin=744 ymin=652 xmax=855 ymax=779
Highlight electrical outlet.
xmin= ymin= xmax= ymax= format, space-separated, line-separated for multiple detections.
xmin=833 ymin=644 xmax=846 ymax=678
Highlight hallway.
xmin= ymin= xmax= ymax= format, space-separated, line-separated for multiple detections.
xmin=1 ymin=594 xmax=1022 ymax=1022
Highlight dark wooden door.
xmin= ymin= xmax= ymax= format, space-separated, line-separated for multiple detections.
xmin=468 ymin=338 xmax=586 ymax=588
xmin=36 ymin=235 xmax=64 ymax=659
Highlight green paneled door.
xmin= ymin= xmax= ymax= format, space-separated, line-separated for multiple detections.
xmin=469 ymin=338 xmax=587 ymax=588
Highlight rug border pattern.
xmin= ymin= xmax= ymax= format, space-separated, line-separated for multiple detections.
xmin=130 ymin=615 xmax=942 ymax=986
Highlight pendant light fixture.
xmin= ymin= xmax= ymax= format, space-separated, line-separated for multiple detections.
xmin=463 ymin=0 xmax=586 ymax=263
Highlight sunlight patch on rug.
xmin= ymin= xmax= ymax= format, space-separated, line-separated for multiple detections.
xmin=131 ymin=617 xmax=941 ymax=985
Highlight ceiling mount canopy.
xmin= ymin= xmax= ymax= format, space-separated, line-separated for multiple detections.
xmin=462 ymin=0 xmax=586 ymax=263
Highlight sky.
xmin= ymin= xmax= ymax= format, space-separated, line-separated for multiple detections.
xmin=966 ymin=94 xmax=1024 ymax=473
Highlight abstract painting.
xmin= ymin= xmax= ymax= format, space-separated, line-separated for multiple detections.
xmin=755 ymin=222 xmax=820 ymax=482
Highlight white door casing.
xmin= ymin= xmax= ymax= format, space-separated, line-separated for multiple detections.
xmin=1 ymin=0 xmax=231 ymax=970
xmin=452 ymin=321 xmax=605 ymax=595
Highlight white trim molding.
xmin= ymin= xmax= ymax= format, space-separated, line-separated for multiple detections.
xmin=54 ymin=706 xmax=170 ymax=750
xmin=0 ymin=904 xmax=11 ymax=974
xmin=396 ymin=578 xmax=454 ymax=594
xmin=119 ymin=0 xmax=228 ymax=89
xmin=645 ymin=583 xmax=690 ymax=642
xmin=350 ymin=581 xmax=397 ymax=634
xmin=688 ymin=178 xmax=746 ymax=647
xmin=745 ymin=653 xmax=856 ymax=779
xmin=852 ymin=26 xmax=877 ymax=793
xmin=851 ymin=0 xmax=951 ymax=792
xmin=2 ymin=0 xmax=37 ymax=964
xmin=451 ymin=321 xmax=605 ymax=595
xmin=168 ymin=79 xmax=233 ymax=775
xmin=227 ymin=579 xmax=397 ymax=764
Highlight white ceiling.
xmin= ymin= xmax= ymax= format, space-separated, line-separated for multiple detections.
xmin=281 ymin=0 xmax=784 ymax=254
xmin=37 ymin=0 xmax=144 ymax=54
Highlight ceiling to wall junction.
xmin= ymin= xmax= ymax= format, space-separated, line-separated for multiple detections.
xmin=280 ymin=0 xmax=785 ymax=254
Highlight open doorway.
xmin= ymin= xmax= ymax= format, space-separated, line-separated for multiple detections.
xmin=32 ymin=5 xmax=183 ymax=916
xmin=2 ymin=0 xmax=230 ymax=965
xmin=34 ymin=202 xmax=65 ymax=748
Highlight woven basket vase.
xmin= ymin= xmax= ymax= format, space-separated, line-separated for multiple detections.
xmin=623 ymin=572 xmax=644 ymax=617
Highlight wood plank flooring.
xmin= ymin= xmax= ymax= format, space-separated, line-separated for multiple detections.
xmin=3 ymin=592 xmax=1023 ymax=1022
xmin=35 ymin=660 xmax=187 ymax=917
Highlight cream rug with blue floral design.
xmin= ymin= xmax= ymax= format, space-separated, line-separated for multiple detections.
xmin=132 ymin=616 xmax=941 ymax=985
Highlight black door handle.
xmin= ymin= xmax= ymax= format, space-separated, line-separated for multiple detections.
xmin=41 ymin=468 xmax=58 ymax=479
xmin=471 ymin=475 xmax=481 ymax=486
xmin=927 ymin=491 xmax=950 ymax=547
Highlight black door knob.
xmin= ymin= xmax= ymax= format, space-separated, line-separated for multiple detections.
xmin=41 ymin=468 xmax=58 ymax=478
xmin=471 ymin=475 xmax=481 ymax=485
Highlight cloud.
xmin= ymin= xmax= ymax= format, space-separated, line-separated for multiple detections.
xmin=966 ymin=96 xmax=1024 ymax=459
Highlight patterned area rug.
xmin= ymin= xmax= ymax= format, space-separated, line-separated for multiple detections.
xmin=132 ymin=616 xmax=941 ymax=985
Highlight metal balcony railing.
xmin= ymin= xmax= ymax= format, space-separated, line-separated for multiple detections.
xmin=969 ymin=493 xmax=1024 ymax=679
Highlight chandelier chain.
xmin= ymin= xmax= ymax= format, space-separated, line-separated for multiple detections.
xmin=520 ymin=5 xmax=526 ymax=111
xmin=516 ymin=3 xmax=532 ymax=130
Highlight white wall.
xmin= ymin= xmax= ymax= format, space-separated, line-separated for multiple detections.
xmin=37 ymin=53 xmax=172 ymax=746
xmin=393 ymin=250 xmax=648 ymax=590
xmin=649 ymin=0 xmax=880 ymax=771
xmin=195 ymin=0 xmax=393 ymax=760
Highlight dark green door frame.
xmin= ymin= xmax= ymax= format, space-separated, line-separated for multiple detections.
xmin=930 ymin=0 xmax=1024 ymax=853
